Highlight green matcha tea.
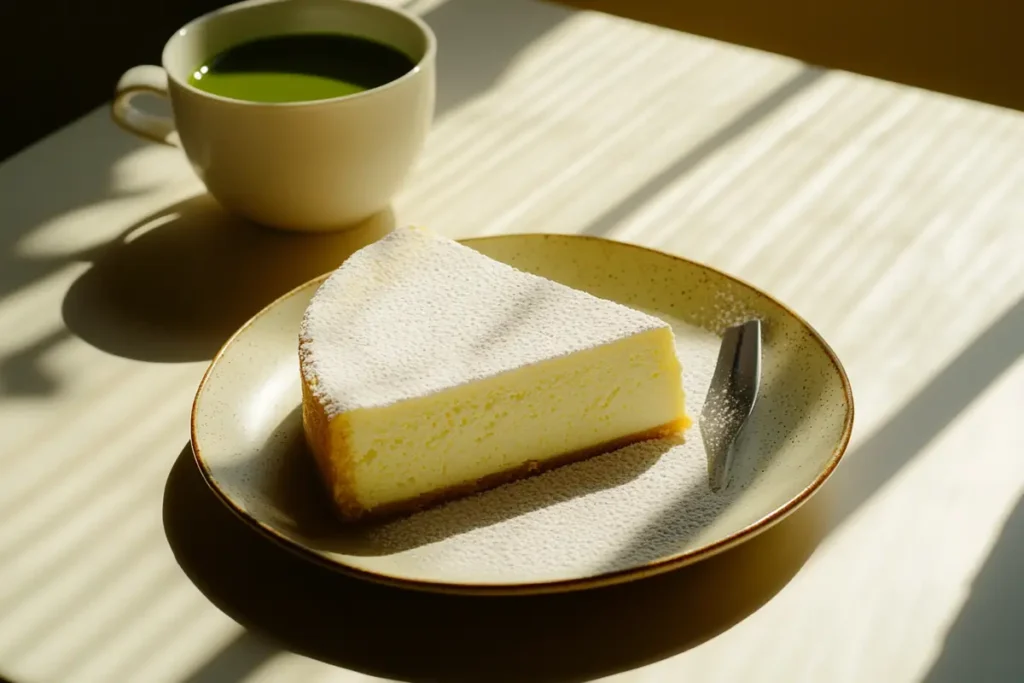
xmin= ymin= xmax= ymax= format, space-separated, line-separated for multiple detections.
xmin=189 ymin=33 xmax=416 ymax=103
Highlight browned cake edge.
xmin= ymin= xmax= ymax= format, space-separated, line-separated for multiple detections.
xmin=300 ymin=371 xmax=366 ymax=520
xmin=330 ymin=415 xmax=692 ymax=524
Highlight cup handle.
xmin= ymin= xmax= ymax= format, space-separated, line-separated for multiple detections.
xmin=112 ymin=65 xmax=178 ymax=146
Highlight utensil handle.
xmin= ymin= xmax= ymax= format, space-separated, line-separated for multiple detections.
xmin=111 ymin=65 xmax=178 ymax=146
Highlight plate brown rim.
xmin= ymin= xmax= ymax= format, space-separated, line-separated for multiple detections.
xmin=190 ymin=233 xmax=855 ymax=596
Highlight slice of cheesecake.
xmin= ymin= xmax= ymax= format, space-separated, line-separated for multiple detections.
xmin=299 ymin=228 xmax=689 ymax=521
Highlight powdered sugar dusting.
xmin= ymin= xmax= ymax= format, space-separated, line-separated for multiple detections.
xmin=361 ymin=317 xmax=734 ymax=582
xmin=299 ymin=228 xmax=668 ymax=416
xmin=707 ymin=286 xmax=753 ymax=334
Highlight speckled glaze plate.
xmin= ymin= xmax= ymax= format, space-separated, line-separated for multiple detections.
xmin=191 ymin=234 xmax=853 ymax=595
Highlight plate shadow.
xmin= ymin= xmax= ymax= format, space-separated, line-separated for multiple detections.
xmin=165 ymin=443 xmax=827 ymax=682
xmin=61 ymin=193 xmax=395 ymax=363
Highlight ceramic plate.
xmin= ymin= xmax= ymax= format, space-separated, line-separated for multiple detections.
xmin=191 ymin=234 xmax=853 ymax=595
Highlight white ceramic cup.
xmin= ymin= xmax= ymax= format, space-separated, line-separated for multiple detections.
xmin=112 ymin=0 xmax=435 ymax=231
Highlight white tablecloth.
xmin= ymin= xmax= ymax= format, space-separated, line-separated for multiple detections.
xmin=1 ymin=1 xmax=1022 ymax=681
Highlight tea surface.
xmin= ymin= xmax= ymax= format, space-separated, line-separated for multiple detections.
xmin=189 ymin=33 xmax=416 ymax=103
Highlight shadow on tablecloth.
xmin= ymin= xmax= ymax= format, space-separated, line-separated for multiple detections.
xmin=60 ymin=194 xmax=395 ymax=363
xmin=922 ymin=493 xmax=1024 ymax=683
xmin=163 ymin=444 xmax=828 ymax=682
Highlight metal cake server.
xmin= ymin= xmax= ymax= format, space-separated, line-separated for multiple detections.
xmin=699 ymin=319 xmax=762 ymax=492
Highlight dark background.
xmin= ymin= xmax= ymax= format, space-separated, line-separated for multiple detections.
xmin=1 ymin=0 xmax=225 ymax=161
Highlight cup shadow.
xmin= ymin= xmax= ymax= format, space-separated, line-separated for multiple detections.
xmin=165 ymin=443 xmax=827 ymax=682
xmin=61 ymin=193 xmax=395 ymax=363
